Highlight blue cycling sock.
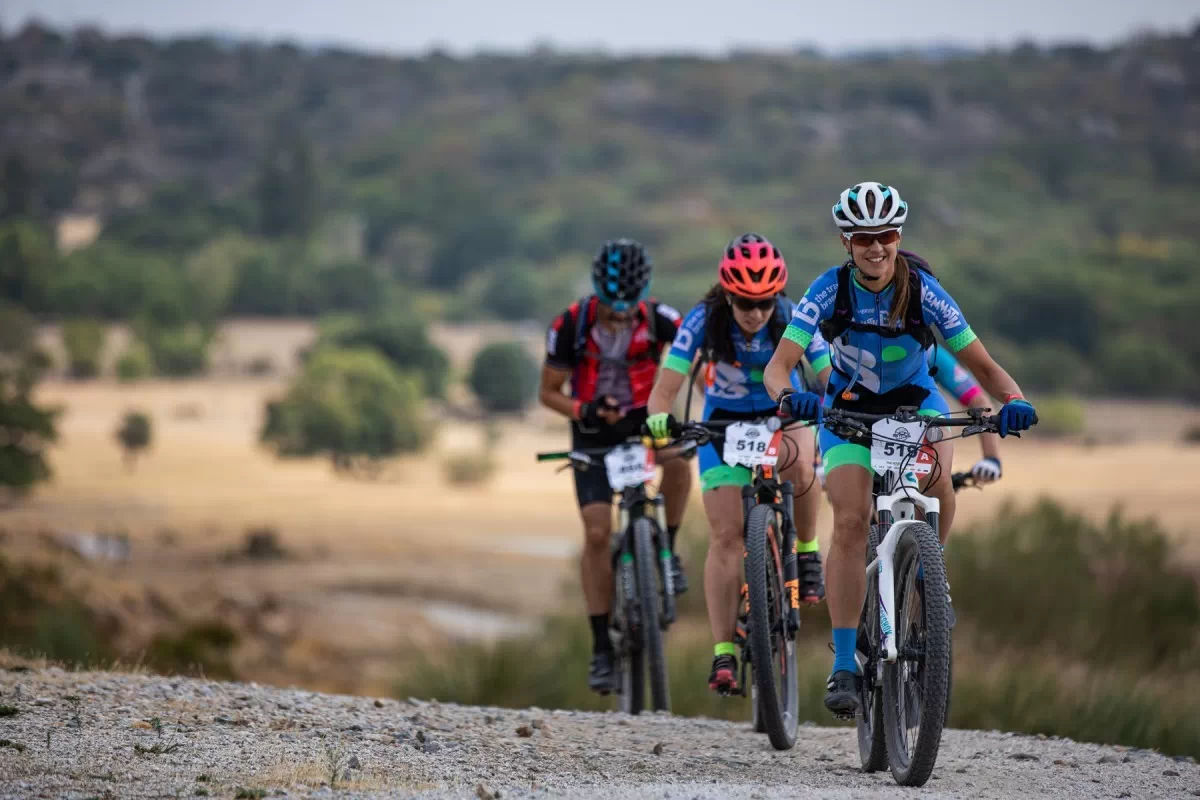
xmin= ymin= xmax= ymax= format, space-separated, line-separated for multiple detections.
xmin=832 ymin=627 xmax=858 ymax=675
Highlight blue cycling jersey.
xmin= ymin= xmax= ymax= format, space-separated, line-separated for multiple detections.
xmin=784 ymin=266 xmax=977 ymax=396
xmin=665 ymin=298 xmax=831 ymax=414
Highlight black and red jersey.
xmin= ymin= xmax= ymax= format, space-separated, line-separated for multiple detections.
xmin=545 ymin=295 xmax=681 ymax=408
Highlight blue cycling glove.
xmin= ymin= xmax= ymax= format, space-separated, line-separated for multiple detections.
xmin=997 ymin=399 xmax=1037 ymax=438
xmin=785 ymin=391 xmax=823 ymax=422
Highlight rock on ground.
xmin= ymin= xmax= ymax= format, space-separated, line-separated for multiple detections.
xmin=0 ymin=668 xmax=1195 ymax=799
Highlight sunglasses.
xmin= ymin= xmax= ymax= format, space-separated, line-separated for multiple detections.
xmin=729 ymin=295 xmax=777 ymax=313
xmin=842 ymin=227 xmax=902 ymax=247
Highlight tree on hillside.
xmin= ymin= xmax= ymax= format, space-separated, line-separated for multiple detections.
xmin=0 ymin=154 xmax=34 ymax=220
xmin=0 ymin=304 xmax=59 ymax=502
xmin=61 ymin=319 xmax=106 ymax=379
xmin=0 ymin=220 xmax=56 ymax=311
xmin=115 ymin=410 xmax=153 ymax=470
xmin=256 ymin=134 xmax=319 ymax=238
xmin=260 ymin=348 xmax=431 ymax=476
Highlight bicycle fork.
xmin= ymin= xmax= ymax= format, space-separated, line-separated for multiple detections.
xmin=740 ymin=481 xmax=801 ymax=637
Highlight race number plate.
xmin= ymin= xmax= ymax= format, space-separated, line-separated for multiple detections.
xmin=870 ymin=419 xmax=935 ymax=475
xmin=604 ymin=443 xmax=656 ymax=490
xmin=722 ymin=422 xmax=784 ymax=468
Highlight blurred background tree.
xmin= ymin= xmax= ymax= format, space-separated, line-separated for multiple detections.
xmin=260 ymin=347 xmax=432 ymax=476
xmin=115 ymin=410 xmax=152 ymax=470
xmin=469 ymin=341 xmax=539 ymax=413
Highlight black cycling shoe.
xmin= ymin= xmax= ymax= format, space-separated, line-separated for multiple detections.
xmin=708 ymin=654 xmax=739 ymax=695
xmin=824 ymin=670 xmax=861 ymax=719
xmin=797 ymin=551 xmax=825 ymax=604
xmin=669 ymin=554 xmax=688 ymax=595
xmin=588 ymin=650 xmax=617 ymax=695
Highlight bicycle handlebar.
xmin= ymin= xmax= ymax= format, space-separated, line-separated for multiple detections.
xmin=535 ymin=437 xmax=652 ymax=470
xmin=817 ymin=406 xmax=1005 ymax=439
xmin=951 ymin=471 xmax=974 ymax=491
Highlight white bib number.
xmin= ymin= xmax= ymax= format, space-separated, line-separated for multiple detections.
xmin=722 ymin=422 xmax=783 ymax=468
xmin=870 ymin=419 xmax=935 ymax=476
xmin=604 ymin=444 xmax=656 ymax=490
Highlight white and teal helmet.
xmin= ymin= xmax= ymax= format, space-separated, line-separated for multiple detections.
xmin=832 ymin=182 xmax=908 ymax=229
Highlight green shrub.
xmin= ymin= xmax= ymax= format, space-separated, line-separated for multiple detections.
xmin=115 ymin=411 xmax=153 ymax=469
xmin=468 ymin=341 xmax=538 ymax=413
xmin=146 ymin=622 xmax=238 ymax=680
xmin=312 ymin=313 xmax=449 ymax=399
xmin=61 ymin=319 xmax=106 ymax=379
xmin=442 ymin=451 xmax=496 ymax=486
xmin=115 ymin=341 xmax=153 ymax=382
xmin=950 ymin=655 xmax=1200 ymax=759
xmin=0 ymin=555 xmax=111 ymax=666
xmin=1029 ymin=394 xmax=1086 ymax=439
xmin=141 ymin=325 xmax=211 ymax=377
xmin=261 ymin=347 xmax=432 ymax=471
xmin=947 ymin=499 xmax=1200 ymax=671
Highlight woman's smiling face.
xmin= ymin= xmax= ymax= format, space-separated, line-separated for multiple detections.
xmin=841 ymin=226 xmax=902 ymax=282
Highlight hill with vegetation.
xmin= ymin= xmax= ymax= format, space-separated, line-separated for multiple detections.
xmin=2 ymin=21 xmax=1200 ymax=396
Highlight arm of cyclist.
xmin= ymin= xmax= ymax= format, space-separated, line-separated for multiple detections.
xmin=930 ymin=345 xmax=1002 ymax=481
xmin=646 ymin=368 xmax=687 ymax=440
xmin=966 ymin=391 xmax=1003 ymax=481
xmin=540 ymin=311 xmax=621 ymax=426
xmin=922 ymin=280 xmax=1036 ymax=438
xmin=952 ymin=338 xmax=1036 ymax=438
xmin=646 ymin=303 xmax=707 ymax=440
xmin=765 ymin=282 xmax=829 ymax=420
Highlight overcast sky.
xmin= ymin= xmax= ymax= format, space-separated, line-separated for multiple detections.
xmin=3 ymin=0 xmax=1197 ymax=55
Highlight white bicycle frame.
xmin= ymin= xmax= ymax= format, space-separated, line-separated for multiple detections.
xmin=866 ymin=466 xmax=940 ymax=665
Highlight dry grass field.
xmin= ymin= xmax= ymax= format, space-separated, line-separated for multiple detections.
xmin=7 ymin=320 xmax=1200 ymax=695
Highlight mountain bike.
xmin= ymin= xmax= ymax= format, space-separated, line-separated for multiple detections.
xmin=666 ymin=415 xmax=808 ymax=750
xmin=820 ymin=405 xmax=1001 ymax=786
xmin=536 ymin=438 xmax=676 ymax=714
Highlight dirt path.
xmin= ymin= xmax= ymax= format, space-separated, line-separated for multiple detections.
xmin=0 ymin=669 xmax=1196 ymax=799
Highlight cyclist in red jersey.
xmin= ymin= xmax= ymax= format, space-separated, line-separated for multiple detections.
xmin=539 ymin=239 xmax=692 ymax=694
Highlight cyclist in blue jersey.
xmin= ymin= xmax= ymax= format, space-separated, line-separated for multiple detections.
xmin=927 ymin=344 xmax=1003 ymax=483
xmin=763 ymin=182 xmax=1037 ymax=716
xmin=645 ymin=233 xmax=833 ymax=694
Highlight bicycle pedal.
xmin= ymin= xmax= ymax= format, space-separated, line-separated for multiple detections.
xmin=833 ymin=710 xmax=856 ymax=721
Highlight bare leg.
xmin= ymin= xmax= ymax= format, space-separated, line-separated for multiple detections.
xmin=824 ymin=464 xmax=873 ymax=630
xmin=578 ymin=503 xmax=613 ymax=615
xmin=702 ymin=486 xmax=744 ymax=643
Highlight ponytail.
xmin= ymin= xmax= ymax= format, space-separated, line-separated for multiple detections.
xmin=887 ymin=253 xmax=912 ymax=330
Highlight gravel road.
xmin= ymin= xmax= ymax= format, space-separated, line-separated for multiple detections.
xmin=0 ymin=668 xmax=1196 ymax=799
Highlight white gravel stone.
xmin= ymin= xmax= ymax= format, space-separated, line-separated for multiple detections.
xmin=0 ymin=669 xmax=1194 ymax=799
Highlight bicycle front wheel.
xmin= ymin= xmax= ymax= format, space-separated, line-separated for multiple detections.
xmin=882 ymin=522 xmax=950 ymax=786
xmin=632 ymin=517 xmax=670 ymax=712
xmin=745 ymin=503 xmax=798 ymax=750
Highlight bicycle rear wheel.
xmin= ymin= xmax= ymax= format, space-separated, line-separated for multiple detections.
xmin=632 ymin=517 xmax=670 ymax=712
xmin=882 ymin=522 xmax=950 ymax=786
xmin=745 ymin=504 xmax=798 ymax=750
xmin=856 ymin=524 xmax=887 ymax=772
